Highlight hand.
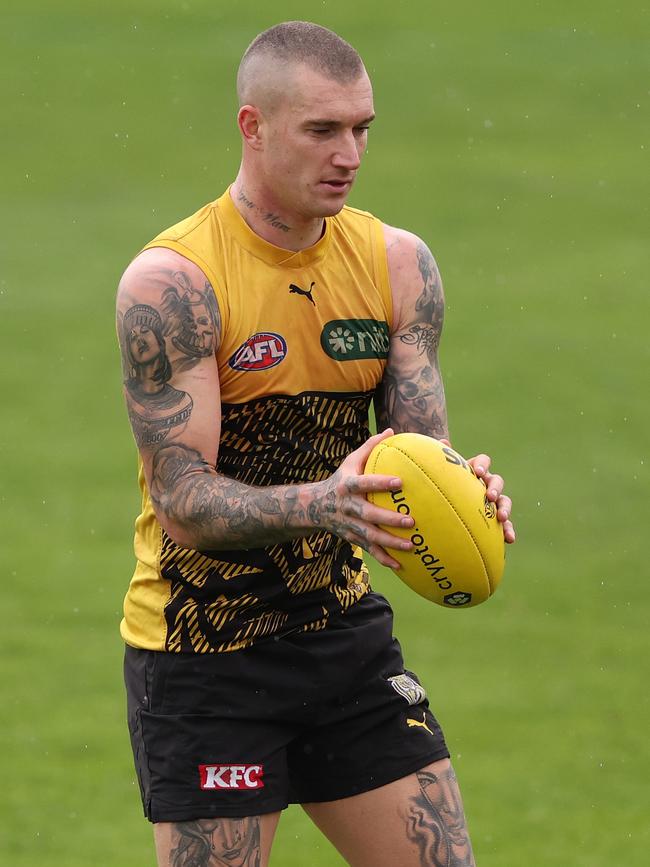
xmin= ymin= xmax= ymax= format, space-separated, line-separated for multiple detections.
xmin=465 ymin=449 xmax=516 ymax=544
xmin=308 ymin=429 xmax=415 ymax=569
xmin=439 ymin=439 xmax=515 ymax=543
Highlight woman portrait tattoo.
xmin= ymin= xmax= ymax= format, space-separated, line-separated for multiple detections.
xmin=403 ymin=768 xmax=475 ymax=867
xmin=169 ymin=817 xmax=261 ymax=867
xmin=122 ymin=303 xmax=193 ymax=447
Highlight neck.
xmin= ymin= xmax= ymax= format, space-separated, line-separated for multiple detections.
xmin=230 ymin=173 xmax=325 ymax=251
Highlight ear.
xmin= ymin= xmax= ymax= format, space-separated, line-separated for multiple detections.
xmin=238 ymin=105 xmax=264 ymax=150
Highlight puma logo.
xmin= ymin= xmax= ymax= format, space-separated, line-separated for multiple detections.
xmin=289 ymin=282 xmax=316 ymax=306
xmin=406 ymin=713 xmax=434 ymax=735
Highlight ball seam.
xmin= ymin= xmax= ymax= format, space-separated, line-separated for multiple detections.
xmin=383 ymin=444 xmax=491 ymax=589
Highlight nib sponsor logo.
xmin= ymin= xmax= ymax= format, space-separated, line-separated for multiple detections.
xmin=199 ymin=764 xmax=264 ymax=790
xmin=321 ymin=319 xmax=389 ymax=361
xmin=228 ymin=332 xmax=287 ymax=371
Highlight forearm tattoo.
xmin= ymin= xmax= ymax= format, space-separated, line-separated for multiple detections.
xmin=146 ymin=440 xmax=374 ymax=552
xmin=169 ymin=817 xmax=261 ymax=867
xmin=376 ymin=241 xmax=448 ymax=438
xmin=404 ymin=768 xmax=475 ymax=867
xmin=149 ymin=443 xmax=311 ymax=550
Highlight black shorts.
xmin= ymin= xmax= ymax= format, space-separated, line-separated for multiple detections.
xmin=124 ymin=592 xmax=449 ymax=822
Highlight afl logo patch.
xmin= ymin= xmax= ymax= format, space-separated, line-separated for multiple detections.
xmin=228 ymin=332 xmax=287 ymax=371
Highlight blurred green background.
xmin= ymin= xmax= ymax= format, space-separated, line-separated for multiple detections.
xmin=1 ymin=1 xmax=648 ymax=864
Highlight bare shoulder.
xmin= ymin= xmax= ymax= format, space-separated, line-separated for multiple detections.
xmin=118 ymin=247 xmax=212 ymax=307
xmin=382 ymin=223 xmax=422 ymax=268
xmin=381 ymin=223 xmax=444 ymax=332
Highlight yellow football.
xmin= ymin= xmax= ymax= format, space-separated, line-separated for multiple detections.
xmin=365 ymin=433 xmax=505 ymax=608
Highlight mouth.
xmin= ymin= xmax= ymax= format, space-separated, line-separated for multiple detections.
xmin=320 ymin=179 xmax=353 ymax=193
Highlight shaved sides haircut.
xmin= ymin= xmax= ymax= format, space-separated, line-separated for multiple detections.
xmin=237 ymin=21 xmax=364 ymax=107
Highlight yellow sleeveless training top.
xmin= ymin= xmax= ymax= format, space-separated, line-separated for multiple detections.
xmin=121 ymin=189 xmax=392 ymax=653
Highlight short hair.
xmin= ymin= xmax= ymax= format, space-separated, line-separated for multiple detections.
xmin=237 ymin=21 xmax=364 ymax=105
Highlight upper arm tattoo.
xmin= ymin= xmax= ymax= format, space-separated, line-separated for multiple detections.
xmin=409 ymin=242 xmax=445 ymax=361
xmin=118 ymin=269 xmax=220 ymax=448
xmin=161 ymin=271 xmax=221 ymax=367
xmin=376 ymin=240 xmax=448 ymax=438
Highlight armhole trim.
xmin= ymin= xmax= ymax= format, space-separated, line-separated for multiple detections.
xmin=370 ymin=218 xmax=393 ymax=330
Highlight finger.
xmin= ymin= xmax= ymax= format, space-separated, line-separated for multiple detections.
xmin=484 ymin=473 xmax=504 ymax=500
xmin=469 ymin=453 xmax=492 ymax=477
xmin=367 ymin=544 xmax=403 ymax=570
xmin=346 ymin=473 xmax=403 ymax=494
xmin=341 ymin=496 xmax=415 ymax=527
xmin=368 ymin=527 xmax=414 ymax=553
xmin=350 ymin=428 xmax=395 ymax=471
xmin=342 ymin=497 xmax=414 ymax=529
xmin=502 ymin=519 xmax=516 ymax=544
xmin=351 ymin=535 xmax=408 ymax=571
xmin=496 ymin=495 xmax=512 ymax=522
xmin=347 ymin=520 xmax=413 ymax=555
xmin=357 ymin=428 xmax=394 ymax=456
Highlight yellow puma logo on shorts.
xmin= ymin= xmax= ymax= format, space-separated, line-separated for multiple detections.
xmin=406 ymin=712 xmax=433 ymax=735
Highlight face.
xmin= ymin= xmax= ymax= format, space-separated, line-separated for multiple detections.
xmin=128 ymin=324 xmax=160 ymax=364
xmin=256 ymin=65 xmax=375 ymax=220
xmin=178 ymin=296 xmax=214 ymax=357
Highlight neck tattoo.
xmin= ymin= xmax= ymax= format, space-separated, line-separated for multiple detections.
xmin=237 ymin=190 xmax=291 ymax=233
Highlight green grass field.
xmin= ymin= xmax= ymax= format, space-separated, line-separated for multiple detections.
xmin=2 ymin=1 xmax=648 ymax=864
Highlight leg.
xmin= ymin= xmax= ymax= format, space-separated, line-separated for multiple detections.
xmin=303 ymin=758 xmax=475 ymax=867
xmin=154 ymin=812 xmax=281 ymax=867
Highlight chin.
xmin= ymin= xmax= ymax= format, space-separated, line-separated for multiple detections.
xmin=310 ymin=195 xmax=349 ymax=219
xmin=320 ymin=202 xmax=347 ymax=218
xmin=300 ymin=184 xmax=352 ymax=219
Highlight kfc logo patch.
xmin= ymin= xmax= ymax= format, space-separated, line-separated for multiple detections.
xmin=228 ymin=332 xmax=287 ymax=371
xmin=199 ymin=764 xmax=265 ymax=790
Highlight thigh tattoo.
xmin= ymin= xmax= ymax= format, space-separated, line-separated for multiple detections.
xmin=169 ymin=817 xmax=261 ymax=867
xmin=403 ymin=768 xmax=475 ymax=867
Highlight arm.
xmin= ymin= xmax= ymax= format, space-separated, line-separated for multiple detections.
xmin=376 ymin=226 xmax=515 ymax=543
xmin=117 ymin=247 xmax=415 ymax=563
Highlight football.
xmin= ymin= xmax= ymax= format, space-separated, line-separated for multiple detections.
xmin=365 ymin=433 xmax=505 ymax=608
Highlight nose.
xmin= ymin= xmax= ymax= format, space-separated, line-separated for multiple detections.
xmin=331 ymin=131 xmax=362 ymax=171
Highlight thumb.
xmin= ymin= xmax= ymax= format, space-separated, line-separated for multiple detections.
xmin=363 ymin=427 xmax=395 ymax=452
xmin=352 ymin=427 xmax=395 ymax=470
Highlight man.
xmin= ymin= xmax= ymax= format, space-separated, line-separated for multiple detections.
xmin=117 ymin=21 xmax=515 ymax=867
